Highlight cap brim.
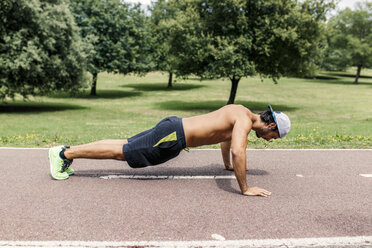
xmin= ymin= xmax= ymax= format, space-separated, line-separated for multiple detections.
xmin=268 ymin=104 xmax=277 ymax=124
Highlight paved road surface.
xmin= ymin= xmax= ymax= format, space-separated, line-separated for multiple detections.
xmin=0 ymin=148 xmax=371 ymax=247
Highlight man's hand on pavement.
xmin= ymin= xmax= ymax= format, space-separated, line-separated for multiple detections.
xmin=243 ymin=187 xmax=272 ymax=197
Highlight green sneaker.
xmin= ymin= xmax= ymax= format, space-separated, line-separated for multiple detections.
xmin=64 ymin=167 xmax=75 ymax=176
xmin=49 ymin=146 xmax=73 ymax=180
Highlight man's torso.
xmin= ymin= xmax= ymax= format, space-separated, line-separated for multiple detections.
xmin=182 ymin=105 xmax=252 ymax=147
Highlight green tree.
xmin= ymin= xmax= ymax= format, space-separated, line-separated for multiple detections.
xmin=70 ymin=0 xmax=153 ymax=95
xmin=0 ymin=0 xmax=87 ymax=100
xmin=325 ymin=1 xmax=372 ymax=84
xmin=159 ymin=0 xmax=333 ymax=104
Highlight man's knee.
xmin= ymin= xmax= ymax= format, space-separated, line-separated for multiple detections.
xmin=118 ymin=139 xmax=128 ymax=161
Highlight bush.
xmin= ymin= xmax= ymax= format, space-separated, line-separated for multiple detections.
xmin=0 ymin=0 xmax=88 ymax=100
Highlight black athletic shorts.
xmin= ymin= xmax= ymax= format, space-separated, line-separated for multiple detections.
xmin=123 ymin=116 xmax=186 ymax=168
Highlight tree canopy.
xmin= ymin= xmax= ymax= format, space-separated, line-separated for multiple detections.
xmin=322 ymin=1 xmax=372 ymax=84
xmin=0 ymin=0 xmax=87 ymax=100
xmin=69 ymin=0 xmax=154 ymax=95
xmin=156 ymin=0 xmax=333 ymax=104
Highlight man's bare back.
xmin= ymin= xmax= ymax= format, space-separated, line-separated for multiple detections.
xmin=183 ymin=105 xmax=253 ymax=147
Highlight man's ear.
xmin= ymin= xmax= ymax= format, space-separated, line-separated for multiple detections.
xmin=267 ymin=122 xmax=277 ymax=129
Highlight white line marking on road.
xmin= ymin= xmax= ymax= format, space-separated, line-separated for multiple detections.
xmin=360 ymin=174 xmax=372 ymax=178
xmin=100 ymin=175 xmax=236 ymax=180
xmin=0 ymin=236 xmax=372 ymax=248
xmin=211 ymin=234 xmax=226 ymax=241
xmin=296 ymin=174 xmax=304 ymax=177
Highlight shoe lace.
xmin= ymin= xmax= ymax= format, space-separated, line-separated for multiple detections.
xmin=61 ymin=159 xmax=73 ymax=172
xmin=60 ymin=146 xmax=73 ymax=172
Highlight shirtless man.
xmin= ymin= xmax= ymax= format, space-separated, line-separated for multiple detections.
xmin=49 ymin=104 xmax=290 ymax=197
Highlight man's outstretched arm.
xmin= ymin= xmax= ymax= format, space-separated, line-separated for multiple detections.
xmin=231 ymin=118 xmax=271 ymax=197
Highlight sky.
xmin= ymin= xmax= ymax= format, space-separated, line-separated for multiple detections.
xmin=331 ymin=0 xmax=363 ymax=10
xmin=126 ymin=0 xmax=362 ymax=14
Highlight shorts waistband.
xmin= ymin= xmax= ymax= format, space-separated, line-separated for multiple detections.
xmin=174 ymin=117 xmax=186 ymax=149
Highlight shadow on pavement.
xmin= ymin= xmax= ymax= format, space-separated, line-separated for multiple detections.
xmin=215 ymin=179 xmax=240 ymax=195
xmin=215 ymin=169 xmax=269 ymax=195
xmin=73 ymin=165 xmax=269 ymax=178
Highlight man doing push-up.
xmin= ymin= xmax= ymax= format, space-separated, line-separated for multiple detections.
xmin=49 ymin=104 xmax=290 ymax=197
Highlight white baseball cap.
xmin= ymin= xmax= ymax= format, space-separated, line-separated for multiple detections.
xmin=268 ymin=104 xmax=291 ymax=138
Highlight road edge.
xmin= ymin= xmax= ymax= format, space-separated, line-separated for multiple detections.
xmin=0 ymin=236 xmax=371 ymax=248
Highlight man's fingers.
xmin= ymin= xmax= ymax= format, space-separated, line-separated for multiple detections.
xmin=260 ymin=191 xmax=269 ymax=197
xmin=244 ymin=187 xmax=272 ymax=197
xmin=263 ymin=191 xmax=271 ymax=197
xmin=260 ymin=188 xmax=271 ymax=194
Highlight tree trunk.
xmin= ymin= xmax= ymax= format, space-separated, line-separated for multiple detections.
xmin=91 ymin=72 xmax=98 ymax=96
xmin=227 ymin=76 xmax=241 ymax=105
xmin=167 ymin=72 xmax=173 ymax=88
xmin=354 ymin=65 xmax=362 ymax=84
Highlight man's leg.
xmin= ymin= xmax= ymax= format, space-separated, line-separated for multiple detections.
xmin=49 ymin=139 xmax=128 ymax=180
xmin=64 ymin=139 xmax=128 ymax=161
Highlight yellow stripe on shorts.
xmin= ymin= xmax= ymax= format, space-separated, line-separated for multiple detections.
xmin=153 ymin=131 xmax=177 ymax=147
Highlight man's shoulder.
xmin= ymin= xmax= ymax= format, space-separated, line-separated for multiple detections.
xmin=223 ymin=105 xmax=251 ymax=118
xmin=222 ymin=104 xmax=249 ymax=112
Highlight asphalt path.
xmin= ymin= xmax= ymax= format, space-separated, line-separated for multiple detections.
xmin=0 ymin=148 xmax=371 ymax=247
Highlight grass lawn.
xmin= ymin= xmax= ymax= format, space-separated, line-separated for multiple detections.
xmin=1 ymin=68 xmax=371 ymax=148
